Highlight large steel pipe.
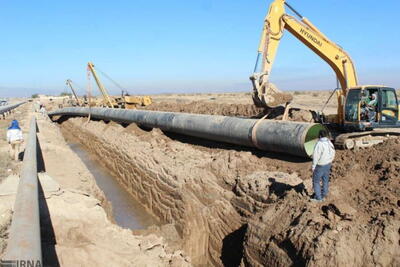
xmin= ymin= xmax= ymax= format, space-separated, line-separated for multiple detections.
xmin=3 ymin=117 xmax=42 ymax=265
xmin=49 ymin=107 xmax=326 ymax=158
xmin=0 ymin=102 xmax=25 ymax=115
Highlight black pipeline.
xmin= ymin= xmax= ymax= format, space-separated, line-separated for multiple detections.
xmin=49 ymin=107 xmax=325 ymax=158
xmin=0 ymin=102 xmax=25 ymax=116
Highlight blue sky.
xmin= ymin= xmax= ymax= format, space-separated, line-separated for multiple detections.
xmin=0 ymin=0 xmax=399 ymax=97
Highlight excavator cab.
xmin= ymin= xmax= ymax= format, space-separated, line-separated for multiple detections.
xmin=344 ymin=86 xmax=399 ymax=131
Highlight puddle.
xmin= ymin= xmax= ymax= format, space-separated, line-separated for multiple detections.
xmin=68 ymin=142 xmax=159 ymax=230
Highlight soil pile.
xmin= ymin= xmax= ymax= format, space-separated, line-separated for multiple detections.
xmin=255 ymin=82 xmax=294 ymax=108
xmin=143 ymin=101 xmax=264 ymax=118
xmin=242 ymin=139 xmax=400 ymax=266
xmin=143 ymin=101 xmax=316 ymax=122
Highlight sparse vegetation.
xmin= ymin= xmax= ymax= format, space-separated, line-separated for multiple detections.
xmin=293 ymin=91 xmax=302 ymax=95
xmin=312 ymin=92 xmax=319 ymax=97
xmin=31 ymin=94 xmax=39 ymax=98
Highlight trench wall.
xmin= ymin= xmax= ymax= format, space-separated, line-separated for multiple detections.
xmin=62 ymin=118 xmax=245 ymax=266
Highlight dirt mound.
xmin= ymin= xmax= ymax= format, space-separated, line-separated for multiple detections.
xmin=242 ymin=139 xmax=400 ymax=266
xmin=143 ymin=101 xmax=316 ymax=122
xmin=333 ymin=138 xmax=400 ymax=182
xmin=252 ymin=82 xmax=293 ymax=108
xmin=143 ymin=101 xmax=264 ymax=117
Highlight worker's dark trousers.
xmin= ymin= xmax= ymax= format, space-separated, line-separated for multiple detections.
xmin=312 ymin=163 xmax=332 ymax=200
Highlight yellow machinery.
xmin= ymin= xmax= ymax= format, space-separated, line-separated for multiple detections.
xmin=124 ymin=95 xmax=153 ymax=109
xmin=87 ymin=62 xmax=152 ymax=109
xmin=66 ymin=79 xmax=82 ymax=106
xmin=252 ymin=0 xmax=400 ymax=148
xmin=87 ymin=62 xmax=121 ymax=108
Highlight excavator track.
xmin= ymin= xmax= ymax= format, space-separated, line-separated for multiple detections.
xmin=334 ymin=129 xmax=400 ymax=150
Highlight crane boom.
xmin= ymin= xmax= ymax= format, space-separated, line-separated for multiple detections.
xmin=66 ymin=79 xmax=82 ymax=106
xmin=87 ymin=62 xmax=114 ymax=108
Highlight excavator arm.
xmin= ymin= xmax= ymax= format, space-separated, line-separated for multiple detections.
xmin=251 ymin=0 xmax=359 ymax=119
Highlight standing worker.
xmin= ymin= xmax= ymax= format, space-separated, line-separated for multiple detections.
xmin=40 ymin=104 xmax=47 ymax=117
xmin=311 ymin=130 xmax=335 ymax=202
xmin=6 ymin=120 xmax=24 ymax=161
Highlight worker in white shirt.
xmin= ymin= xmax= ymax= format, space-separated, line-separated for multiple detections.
xmin=311 ymin=129 xmax=335 ymax=202
xmin=6 ymin=120 xmax=24 ymax=161
xmin=40 ymin=105 xmax=47 ymax=117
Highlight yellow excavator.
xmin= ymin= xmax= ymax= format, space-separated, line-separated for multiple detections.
xmin=87 ymin=62 xmax=152 ymax=109
xmin=252 ymin=0 xmax=400 ymax=149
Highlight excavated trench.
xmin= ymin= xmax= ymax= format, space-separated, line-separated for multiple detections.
xmin=67 ymin=142 xmax=160 ymax=230
xmin=56 ymin=112 xmax=400 ymax=267
xmin=59 ymin=118 xmax=247 ymax=266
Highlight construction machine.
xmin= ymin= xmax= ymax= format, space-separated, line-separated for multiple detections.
xmin=66 ymin=79 xmax=82 ymax=106
xmin=87 ymin=62 xmax=123 ymax=108
xmin=87 ymin=62 xmax=152 ymax=109
xmin=251 ymin=0 xmax=400 ymax=149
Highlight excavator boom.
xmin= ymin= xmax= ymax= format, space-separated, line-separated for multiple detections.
xmin=252 ymin=0 xmax=400 ymax=148
xmin=252 ymin=0 xmax=359 ymax=119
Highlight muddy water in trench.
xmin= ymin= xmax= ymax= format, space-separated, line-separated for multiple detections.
xmin=68 ymin=142 xmax=160 ymax=230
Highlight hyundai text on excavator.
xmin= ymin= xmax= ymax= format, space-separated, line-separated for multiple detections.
xmin=251 ymin=0 xmax=400 ymax=149
xmin=87 ymin=62 xmax=152 ymax=109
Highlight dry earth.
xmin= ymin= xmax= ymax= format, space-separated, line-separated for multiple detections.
xmin=0 ymin=104 xmax=191 ymax=266
xmin=57 ymin=99 xmax=399 ymax=266
xmin=34 ymin=91 xmax=400 ymax=266
xmin=243 ymin=139 xmax=400 ymax=266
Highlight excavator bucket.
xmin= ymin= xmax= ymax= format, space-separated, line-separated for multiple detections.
xmin=251 ymin=75 xmax=293 ymax=108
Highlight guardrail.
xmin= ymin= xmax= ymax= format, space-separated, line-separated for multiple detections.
xmin=0 ymin=102 xmax=25 ymax=117
xmin=2 ymin=117 xmax=42 ymax=266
